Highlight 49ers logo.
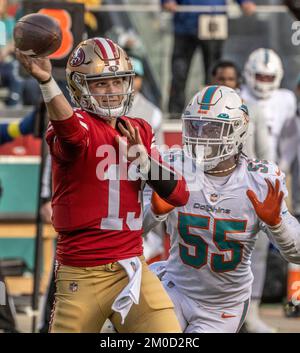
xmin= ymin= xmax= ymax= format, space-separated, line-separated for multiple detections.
xmin=70 ymin=47 xmax=85 ymax=67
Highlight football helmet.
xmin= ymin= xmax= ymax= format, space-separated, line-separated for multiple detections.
xmin=182 ymin=86 xmax=249 ymax=171
xmin=244 ymin=48 xmax=283 ymax=99
xmin=66 ymin=37 xmax=135 ymax=119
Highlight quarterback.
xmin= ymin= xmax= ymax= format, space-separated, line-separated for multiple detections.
xmin=144 ymin=86 xmax=300 ymax=333
xmin=16 ymin=37 xmax=189 ymax=333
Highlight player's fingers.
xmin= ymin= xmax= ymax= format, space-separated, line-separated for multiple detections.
xmin=115 ymin=134 xmax=127 ymax=145
xmin=277 ymin=190 xmax=284 ymax=206
xmin=134 ymin=126 xmax=143 ymax=145
xmin=246 ymin=189 xmax=261 ymax=208
xmin=17 ymin=50 xmax=30 ymax=64
xmin=118 ymin=122 xmax=132 ymax=140
xmin=124 ymin=119 xmax=135 ymax=139
xmin=21 ymin=54 xmax=34 ymax=72
xmin=265 ymin=178 xmax=275 ymax=197
xmin=15 ymin=48 xmax=21 ymax=59
xmin=115 ymin=135 xmax=128 ymax=154
xmin=274 ymin=178 xmax=281 ymax=196
xmin=16 ymin=49 xmax=29 ymax=67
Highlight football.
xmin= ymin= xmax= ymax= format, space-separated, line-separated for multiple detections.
xmin=13 ymin=13 xmax=62 ymax=57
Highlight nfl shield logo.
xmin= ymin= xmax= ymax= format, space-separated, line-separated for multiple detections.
xmin=69 ymin=282 xmax=78 ymax=292
xmin=210 ymin=193 xmax=218 ymax=202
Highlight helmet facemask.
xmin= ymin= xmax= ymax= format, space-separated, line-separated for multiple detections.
xmin=183 ymin=116 xmax=245 ymax=171
xmin=70 ymin=72 xmax=134 ymax=119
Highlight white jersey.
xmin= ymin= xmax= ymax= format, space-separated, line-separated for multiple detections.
xmin=161 ymin=150 xmax=288 ymax=306
xmin=241 ymin=86 xmax=296 ymax=162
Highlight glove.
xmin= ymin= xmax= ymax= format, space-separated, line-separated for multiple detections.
xmin=246 ymin=178 xmax=284 ymax=227
xmin=151 ymin=192 xmax=175 ymax=215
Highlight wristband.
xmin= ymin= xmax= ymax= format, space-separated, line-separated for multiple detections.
xmin=39 ymin=76 xmax=52 ymax=84
xmin=268 ymin=221 xmax=282 ymax=230
xmin=39 ymin=77 xmax=62 ymax=103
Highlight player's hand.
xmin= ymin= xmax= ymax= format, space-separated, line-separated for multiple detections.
xmin=151 ymin=192 xmax=175 ymax=215
xmin=246 ymin=178 xmax=284 ymax=227
xmin=162 ymin=1 xmax=178 ymax=12
xmin=115 ymin=119 xmax=149 ymax=168
xmin=15 ymin=48 xmax=52 ymax=83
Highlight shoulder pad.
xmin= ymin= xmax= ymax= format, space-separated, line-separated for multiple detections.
xmin=247 ymin=158 xmax=288 ymax=197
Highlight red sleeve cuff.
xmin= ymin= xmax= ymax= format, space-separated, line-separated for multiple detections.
xmin=163 ymin=178 xmax=189 ymax=207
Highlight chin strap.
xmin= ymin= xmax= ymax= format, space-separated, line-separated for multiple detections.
xmin=206 ymin=163 xmax=237 ymax=175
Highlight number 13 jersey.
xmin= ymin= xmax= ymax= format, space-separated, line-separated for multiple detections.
xmin=46 ymin=109 xmax=154 ymax=267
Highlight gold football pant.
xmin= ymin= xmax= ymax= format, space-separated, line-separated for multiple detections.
xmin=49 ymin=256 xmax=181 ymax=333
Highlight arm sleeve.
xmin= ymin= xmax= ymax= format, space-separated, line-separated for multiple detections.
xmin=261 ymin=210 xmax=300 ymax=264
xmin=138 ymin=121 xmax=189 ymax=207
xmin=145 ymin=154 xmax=189 ymax=207
xmin=46 ymin=112 xmax=89 ymax=162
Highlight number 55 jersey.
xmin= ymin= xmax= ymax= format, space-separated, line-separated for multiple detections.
xmin=156 ymin=150 xmax=289 ymax=305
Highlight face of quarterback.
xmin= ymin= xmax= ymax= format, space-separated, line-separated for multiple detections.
xmin=213 ymin=67 xmax=238 ymax=89
xmin=88 ymin=77 xmax=128 ymax=110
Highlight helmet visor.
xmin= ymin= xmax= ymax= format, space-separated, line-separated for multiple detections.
xmin=183 ymin=118 xmax=236 ymax=161
xmin=183 ymin=119 xmax=232 ymax=140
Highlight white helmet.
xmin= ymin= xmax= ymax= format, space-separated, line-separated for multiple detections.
xmin=244 ymin=48 xmax=283 ymax=99
xmin=182 ymin=85 xmax=249 ymax=171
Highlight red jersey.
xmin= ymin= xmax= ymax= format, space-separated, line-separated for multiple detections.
xmin=46 ymin=109 xmax=188 ymax=267
xmin=46 ymin=109 xmax=153 ymax=266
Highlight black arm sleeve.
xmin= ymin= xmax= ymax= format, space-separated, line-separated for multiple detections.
xmin=145 ymin=157 xmax=178 ymax=198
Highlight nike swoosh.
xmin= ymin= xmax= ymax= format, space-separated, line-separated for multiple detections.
xmin=221 ymin=313 xmax=236 ymax=319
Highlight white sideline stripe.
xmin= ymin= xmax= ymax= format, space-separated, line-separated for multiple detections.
xmin=0 ymin=156 xmax=40 ymax=164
